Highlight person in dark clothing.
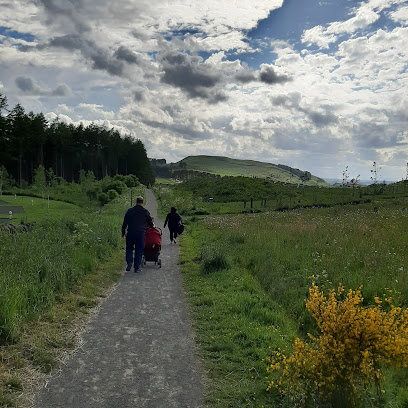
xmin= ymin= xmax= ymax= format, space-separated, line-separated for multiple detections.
xmin=122 ymin=196 xmax=153 ymax=272
xmin=164 ymin=207 xmax=182 ymax=244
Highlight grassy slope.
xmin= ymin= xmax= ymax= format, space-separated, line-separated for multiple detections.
xmin=178 ymin=155 xmax=328 ymax=186
xmin=0 ymin=194 xmax=81 ymax=223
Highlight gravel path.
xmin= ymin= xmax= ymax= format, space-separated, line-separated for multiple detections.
xmin=33 ymin=189 xmax=205 ymax=408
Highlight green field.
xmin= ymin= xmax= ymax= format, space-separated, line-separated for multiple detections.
xmin=0 ymin=194 xmax=81 ymax=224
xmin=160 ymin=182 xmax=408 ymax=407
xmin=170 ymin=155 xmax=328 ymax=186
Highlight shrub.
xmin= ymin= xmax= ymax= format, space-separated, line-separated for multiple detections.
xmin=102 ymin=179 xmax=127 ymax=195
xmin=266 ymin=284 xmax=408 ymax=407
xmin=107 ymin=189 xmax=119 ymax=201
xmin=98 ymin=192 xmax=109 ymax=206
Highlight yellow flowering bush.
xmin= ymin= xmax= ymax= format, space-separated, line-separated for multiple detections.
xmin=266 ymin=284 xmax=408 ymax=406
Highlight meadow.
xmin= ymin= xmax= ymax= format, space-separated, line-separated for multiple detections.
xmin=0 ymin=194 xmax=80 ymax=224
xmin=160 ymin=181 xmax=408 ymax=407
xmin=155 ymin=176 xmax=408 ymax=217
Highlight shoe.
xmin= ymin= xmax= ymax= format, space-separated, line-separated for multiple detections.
xmin=173 ymin=239 xmax=177 ymax=244
xmin=126 ymin=264 xmax=132 ymax=271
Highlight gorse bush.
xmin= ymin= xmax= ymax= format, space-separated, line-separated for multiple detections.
xmin=266 ymin=284 xmax=408 ymax=407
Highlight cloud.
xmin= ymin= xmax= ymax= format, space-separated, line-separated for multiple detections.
xmin=259 ymin=65 xmax=292 ymax=84
xmin=234 ymin=69 xmax=257 ymax=84
xmin=52 ymin=84 xmax=71 ymax=96
xmin=301 ymin=1 xmax=384 ymax=49
xmin=114 ymin=46 xmax=141 ymax=65
xmin=15 ymin=76 xmax=71 ymax=97
xmin=159 ymin=51 xmax=227 ymax=103
xmin=20 ymin=33 xmax=126 ymax=77
xmin=390 ymin=4 xmax=408 ymax=24
xmin=36 ymin=0 xmax=91 ymax=33
xmin=271 ymin=91 xmax=338 ymax=127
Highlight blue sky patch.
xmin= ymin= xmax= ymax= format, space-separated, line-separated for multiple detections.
xmin=0 ymin=26 xmax=35 ymax=42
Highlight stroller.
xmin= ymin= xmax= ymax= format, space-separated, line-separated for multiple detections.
xmin=142 ymin=227 xmax=162 ymax=268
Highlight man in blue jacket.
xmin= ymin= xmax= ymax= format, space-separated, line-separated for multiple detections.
xmin=122 ymin=196 xmax=152 ymax=272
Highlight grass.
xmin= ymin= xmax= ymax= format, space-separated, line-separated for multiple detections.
xmin=0 ymin=190 xmax=137 ymax=407
xmin=172 ymin=155 xmax=327 ymax=185
xmin=155 ymin=176 xmax=408 ymax=217
xmin=0 ymin=194 xmax=80 ymax=223
xmin=0 ymin=250 xmax=124 ymax=407
xmin=179 ymin=219 xmax=298 ymax=407
xmin=159 ymin=182 xmax=408 ymax=407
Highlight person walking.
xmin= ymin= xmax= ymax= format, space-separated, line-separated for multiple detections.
xmin=164 ymin=207 xmax=182 ymax=244
xmin=122 ymin=196 xmax=153 ymax=272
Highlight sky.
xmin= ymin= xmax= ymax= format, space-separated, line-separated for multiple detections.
xmin=0 ymin=0 xmax=408 ymax=181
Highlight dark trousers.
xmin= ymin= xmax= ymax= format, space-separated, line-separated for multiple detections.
xmin=126 ymin=230 xmax=145 ymax=269
xmin=169 ymin=228 xmax=178 ymax=242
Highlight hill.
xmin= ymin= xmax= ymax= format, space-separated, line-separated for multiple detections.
xmin=155 ymin=155 xmax=328 ymax=186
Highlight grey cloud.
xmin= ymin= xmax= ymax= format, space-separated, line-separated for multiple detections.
xmin=271 ymin=92 xmax=301 ymax=108
xmin=114 ymin=46 xmax=141 ymax=64
xmin=234 ymin=70 xmax=257 ymax=84
xmin=37 ymin=0 xmax=91 ymax=32
xmin=208 ymin=91 xmax=228 ymax=104
xmin=131 ymin=29 xmax=148 ymax=41
xmin=159 ymin=51 xmax=227 ymax=103
xmin=91 ymin=52 xmax=124 ymax=76
xmin=308 ymin=111 xmax=338 ymax=126
xmin=260 ymin=66 xmax=292 ymax=84
xmin=52 ymin=84 xmax=71 ymax=96
xmin=15 ymin=76 xmax=71 ymax=96
xmin=48 ymin=34 xmax=124 ymax=76
xmin=142 ymin=119 xmax=212 ymax=141
xmin=353 ymin=121 xmax=395 ymax=149
xmin=15 ymin=76 xmax=41 ymax=94
xmin=29 ymin=34 xmax=149 ymax=77
xmin=133 ymin=90 xmax=145 ymax=102
xmin=49 ymin=34 xmax=84 ymax=50
xmin=271 ymin=92 xmax=338 ymax=127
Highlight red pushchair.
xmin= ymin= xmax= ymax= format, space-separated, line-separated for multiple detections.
xmin=143 ymin=227 xmax=162 ymax=268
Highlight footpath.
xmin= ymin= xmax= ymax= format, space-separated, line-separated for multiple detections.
xmin=33 ymin=189 xmax=205 ymax=408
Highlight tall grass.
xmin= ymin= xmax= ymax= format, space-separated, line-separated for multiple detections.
xmin=205 ymin=205 xmax=408 ymax=332
xmin=0 ymin=194 xmax=130 ymax=343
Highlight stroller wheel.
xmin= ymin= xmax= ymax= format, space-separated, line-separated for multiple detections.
xmin=158 ymin=259 xmax=162 ymax=268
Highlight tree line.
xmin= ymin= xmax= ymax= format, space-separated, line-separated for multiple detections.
xmin=0 ymin=93 xmax=155 ymax=187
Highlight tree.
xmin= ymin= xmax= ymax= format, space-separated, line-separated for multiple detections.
xmin=33 ymin=164 xmax=46 ymax=195
xmin=7 ymin=104 xmax=31 ymax=186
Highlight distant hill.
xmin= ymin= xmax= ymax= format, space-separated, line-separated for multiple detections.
xmin=151 ymin=155 xmax=328 ymax=186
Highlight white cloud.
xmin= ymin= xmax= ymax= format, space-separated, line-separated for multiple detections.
xmin=0 ymin=0 xmax=407 ymax=180
xmin=390 ymin=5 xmax=408 ymax=24
xmin=301 ymin=0 xmax=403 ymax=49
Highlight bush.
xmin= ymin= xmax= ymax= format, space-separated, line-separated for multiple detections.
xmin=107 ymin=189 xmax=119 ymax=201
xmin=267 ymin=284 xmax=408 ymax=407
xmin=102 ymin=179 xmax=127 ymax=195
xmin=114 ymin=174 xmax=139 ymax=188
xmin=98 ymin=192 xmax=109 ymax=205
